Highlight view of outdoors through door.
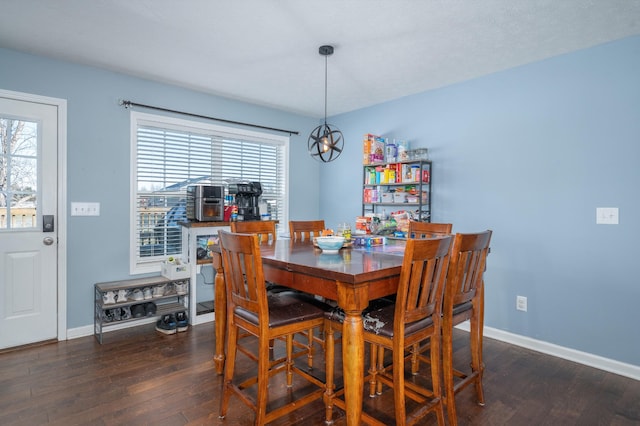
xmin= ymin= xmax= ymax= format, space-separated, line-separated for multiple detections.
xmin=0 ymin=94 xmax=59 ymax=349
xmin=1 ymin=118 xmax=38 ymax=228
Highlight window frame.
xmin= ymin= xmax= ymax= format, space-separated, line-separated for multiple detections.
xmin=129 ymin=110 xmax=289 ymax=275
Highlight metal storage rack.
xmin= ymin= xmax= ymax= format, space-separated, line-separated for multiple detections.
xmin=362 ymin=159 xmax=432 ymax=223
xmin=94 ymin=275 xmax=189 ymax=343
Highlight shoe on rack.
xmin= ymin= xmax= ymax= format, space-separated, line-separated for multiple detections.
xmin=152 ymin=285 xmax=165 ymax=298
xmin=131 ymin=304 xmax=146 ymax=318
xmin=116 ymin=289 xmax=128 ymax=302
xmin=175 ymin=311 xmax=189 ymax=332
xmin=145 ymin=302 xmax=157 ymax=316
xmin=143 ymin=287 xmax=153 ymax=300
xmin=103 ymin=291 xmax=116 ymax=304
xmin=155 ymin=314 xmax=177 ymax=335
xmin=119 ymin=306 xmax=131 ymax=320
xmin=132 ymin=289 xmax=144 ymax=301
xmin=102 ymin=309 xmax=115 ymax=322
xmin=175 ymin=281 xmax=188 ymax=295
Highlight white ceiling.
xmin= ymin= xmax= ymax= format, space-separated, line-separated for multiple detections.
xmin=1 ymin=1 xmax=640 ymax=118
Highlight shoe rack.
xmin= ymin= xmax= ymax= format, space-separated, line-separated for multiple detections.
xmin=94 ymin=275 xmax=190 ymax=344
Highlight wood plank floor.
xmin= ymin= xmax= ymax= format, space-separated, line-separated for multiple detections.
xmin=1 ymin=322 xmax=638 ymax=425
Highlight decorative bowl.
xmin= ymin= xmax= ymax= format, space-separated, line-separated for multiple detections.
xmin=315 ymin=236 xmax=345 ymax=253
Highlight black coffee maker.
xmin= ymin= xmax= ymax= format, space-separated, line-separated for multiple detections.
xmin=228 ymin=181 xmax=262 ymax=221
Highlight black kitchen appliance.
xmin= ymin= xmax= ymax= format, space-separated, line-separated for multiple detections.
xmin=186 ymin=185 xmax=224 ymax=221
xmin=228 ymin=181 xmax=262 ymax=221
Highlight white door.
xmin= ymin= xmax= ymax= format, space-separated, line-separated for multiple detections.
xmin=0 ymin=94 xmax=59 ymax=349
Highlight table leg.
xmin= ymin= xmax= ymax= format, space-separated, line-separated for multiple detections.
xmin=337 ymin=282 xmax=369 ymax=426
xmin=212 ymin=252 xmax=226 ymax=374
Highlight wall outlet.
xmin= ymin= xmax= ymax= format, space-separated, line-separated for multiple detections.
xmin=516 ymin=295 xmax=527 ymax=312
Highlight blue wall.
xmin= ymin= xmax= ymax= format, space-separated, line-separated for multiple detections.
xmin=0 ymin=47 xmax=321 ymax=329
xmin=320 ymin=36 xmax=640 ymax=366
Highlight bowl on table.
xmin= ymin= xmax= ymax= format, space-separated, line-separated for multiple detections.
xmin=314 ymin=236 xmax=346 ymax=254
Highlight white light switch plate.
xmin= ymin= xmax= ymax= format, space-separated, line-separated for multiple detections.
xmin=71 ymin=202 xmax=101 ymax=216
xmin=596 ymin=207 xmax=618 ymax=225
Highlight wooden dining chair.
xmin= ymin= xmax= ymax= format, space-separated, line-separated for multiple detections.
xmin=324 ymin=235 xmax=453 ymax=426
xmin=441 ymin=230 xmax=492 ymax=426
xmin=408 ymin=221 xmax=453 ymax=238
xmin=217 ymin=230 xmax=329 ymax=425
xmin=230 ymin=220 xmax=277 ymax=244
xmin=289 ymin=220 xmax=325 ymax=241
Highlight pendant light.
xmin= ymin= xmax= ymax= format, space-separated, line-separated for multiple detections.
xmin=308 ymin=45 xmax=344 ymax=163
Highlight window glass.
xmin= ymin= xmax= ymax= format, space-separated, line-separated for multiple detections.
xmin=0 ymin=118 xmax=38 ymax=230
xmin=131 ymin=111 xmax=288 ymax=273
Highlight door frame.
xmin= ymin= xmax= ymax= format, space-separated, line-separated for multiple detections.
xmin=0 ymin=89 xmax=68 ymax=341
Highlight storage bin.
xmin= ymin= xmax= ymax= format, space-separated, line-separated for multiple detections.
xmin=161 ymin=262 xmax=190 ymax=280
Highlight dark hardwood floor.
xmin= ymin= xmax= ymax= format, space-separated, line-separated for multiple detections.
xmin=1 ymin=322 xmax=638 ymax=425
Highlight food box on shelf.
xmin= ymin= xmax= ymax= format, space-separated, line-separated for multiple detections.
xmin=161 ymin=261 xmax=190 ymax=280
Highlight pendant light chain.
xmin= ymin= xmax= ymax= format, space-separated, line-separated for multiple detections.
xmin=324 ymin=53 xmax=328 ymax=126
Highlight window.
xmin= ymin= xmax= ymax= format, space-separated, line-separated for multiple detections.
xmin=130 ymin=111 xmax=288 ymax=274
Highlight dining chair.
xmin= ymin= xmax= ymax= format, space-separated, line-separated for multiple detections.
xmin=406 ymin=221 xmax=453 ymax=374
xmin=325 ymin=235 xmax=453 ymax=426
xmin=407 ymin=221 xmax=453 ymax=238
xmin=289 ymin=220 xmax=325 ymax=241
xmin=230 ymin=220 xmax=277 ymax=244
xmin=229 ymin=220 xmax=319 ymax=368
xmin=441 ymin=230 xmax=492 ymax=426
xmin=217 ymin=230 xmax=329 ymax=425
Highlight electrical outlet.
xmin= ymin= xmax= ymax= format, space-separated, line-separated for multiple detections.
xmin=516 ymin=295 xmax=527 ymax=312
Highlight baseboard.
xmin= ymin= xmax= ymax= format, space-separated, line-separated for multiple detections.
xmin=66 ymin=317 xmax=159 ymax=340
xmin=456 ymin=322 xmax=640 ymax=381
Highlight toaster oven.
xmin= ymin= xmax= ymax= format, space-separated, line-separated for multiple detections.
xmin=186 ymin=185 xmax=224 ymax=221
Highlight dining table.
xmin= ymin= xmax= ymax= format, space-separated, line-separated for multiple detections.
xmin=211 ymin=237 xmax=407 ymax=426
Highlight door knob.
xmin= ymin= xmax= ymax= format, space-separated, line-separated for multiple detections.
xmin=43 ymin=237 xmax=55 ymax=245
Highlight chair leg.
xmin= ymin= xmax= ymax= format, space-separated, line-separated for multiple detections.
xmin=470 ymin=302 xmax=485 ymax=405
xmin=219 ymin=321 xmax=238 ymax=419
xmin=324 ymin=322 xmax=336 ymax=424
xmin=376 ymin=345 xmax=384 ymax=396
xmin=443 ymin=319 xmax=458 ymax=426
xmin=286 ymin=333 xmax=294 ymax=387
xmin=256 ymin=332 xmax=271 ymax=425
xmin=429 ymin=333 xmax=446 ymax=426
xmin=368 ymin=343 xmax=378 ymax=397
xmin=392 ymin=341 xmax=407 ymax=426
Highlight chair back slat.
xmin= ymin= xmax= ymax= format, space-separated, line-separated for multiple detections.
xmin=396 ymin=235 xmax=453 ymax=328
xmin=289 ymin=220 xmax=325 ymax=241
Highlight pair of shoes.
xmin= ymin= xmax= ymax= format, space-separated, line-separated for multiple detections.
xmin=131 ymin=302 xmax=157 ymax=318
xmin=155 ymin=312 xmax=189 ymax=335
xmin=176 ymin=311 xmax=189 ymax=332
xmin=156 ymin=314 xmax=177 ymax=335
xmin=103 ymin=306 xmax=131 ymax=321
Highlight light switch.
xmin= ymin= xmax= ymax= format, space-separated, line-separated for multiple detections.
xmin=596 ymin=207 xmax=618 ymax=225
xmin=71 ymin=202 xmax=101 ymax=216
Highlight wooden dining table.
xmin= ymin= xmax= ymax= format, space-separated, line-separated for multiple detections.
xmin=211 ymin=237 xmax=407 ymax=426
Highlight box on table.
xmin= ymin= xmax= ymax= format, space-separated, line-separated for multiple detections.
xmin=353 ymin=235 xmax=386 ymax=247
xmin=161 ymin=262 xmax=190 ymax=280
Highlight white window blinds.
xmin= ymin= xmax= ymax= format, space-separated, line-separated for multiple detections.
xmin=130 ymin=111 xmax=288 ymax=274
